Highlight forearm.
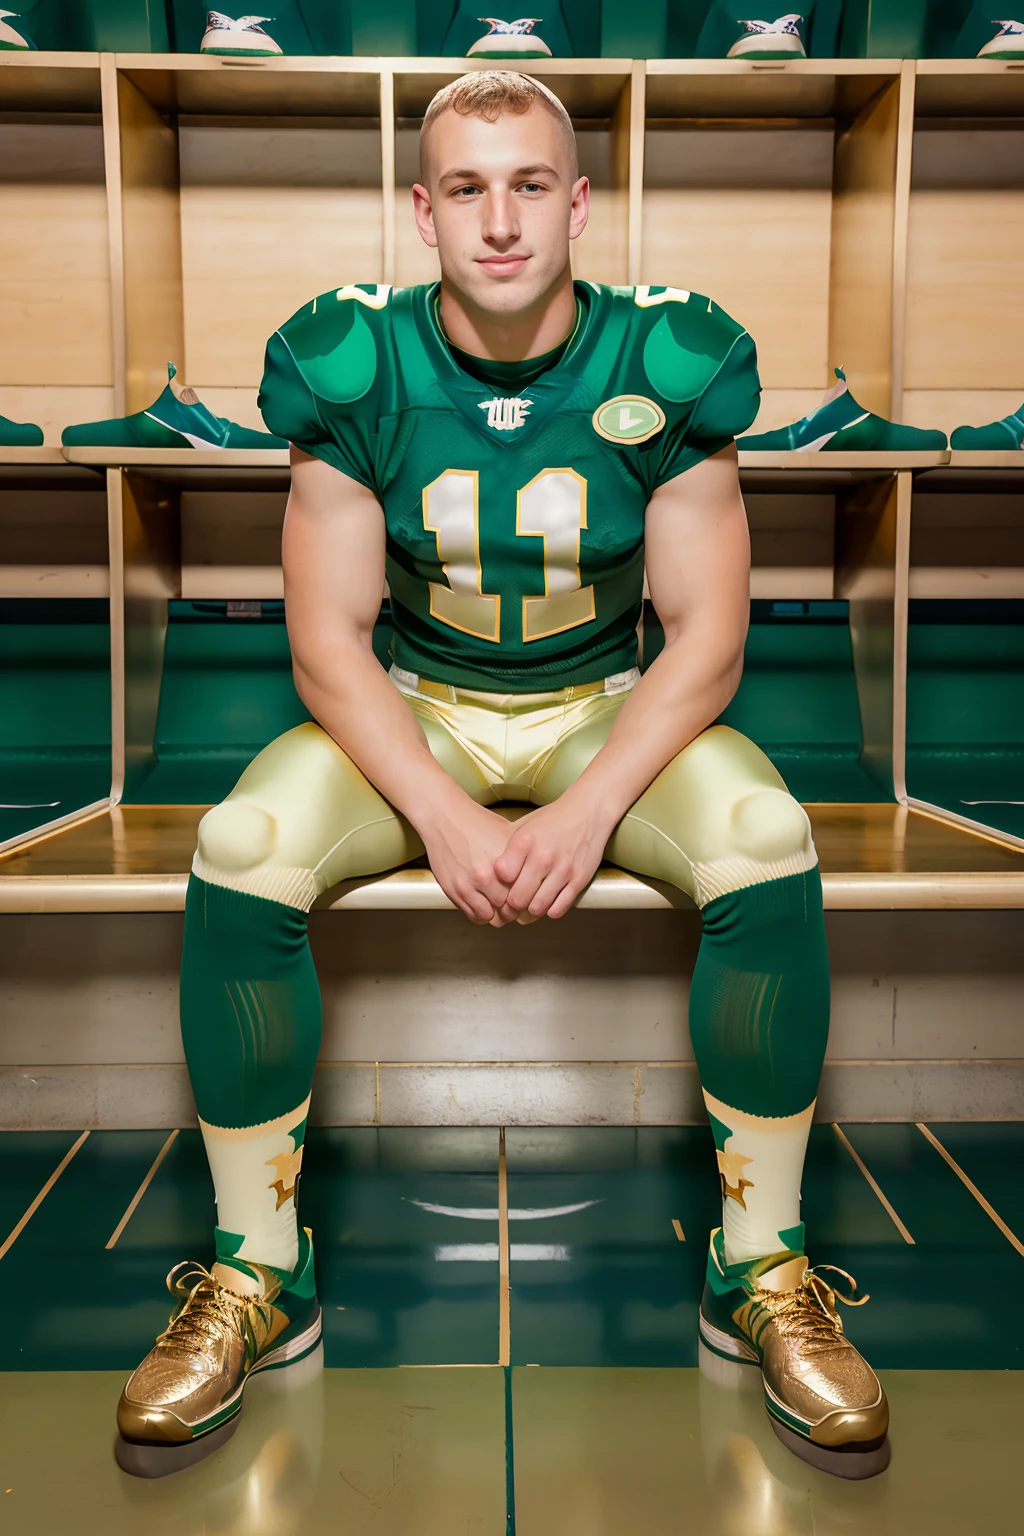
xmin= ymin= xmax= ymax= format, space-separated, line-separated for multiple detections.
xmin=561 ymin=626 xmax=743 ymax=831
xmin=293 ymin=637 xmax=471 ymax=837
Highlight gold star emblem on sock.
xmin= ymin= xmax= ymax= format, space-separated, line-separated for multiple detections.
xmin=717 ymin=1148 xmax=755 ymax=1209
xmin=266 ymin=1148 xmax=303 ymax=1211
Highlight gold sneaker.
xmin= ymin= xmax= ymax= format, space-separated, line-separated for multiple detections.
xmin=698 ymin=1228 xmax=890 ymax=1479
xmin=116 ymin=1227 xmax=321 ymax=1478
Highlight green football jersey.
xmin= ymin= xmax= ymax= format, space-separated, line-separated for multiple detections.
xmin=259 ymin=280 xmax=759 ymax=691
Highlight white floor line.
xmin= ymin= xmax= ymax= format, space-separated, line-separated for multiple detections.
xmin=916 ymin=1123 xmax=1024 ymax=1259
xmin=832 ymin=1124 xmax=915 ymax=1244
xmin=0 ymin=1130 xmax=91 ymax=1263
xmin=106 ymin=1128 xmax=180 ymax=1249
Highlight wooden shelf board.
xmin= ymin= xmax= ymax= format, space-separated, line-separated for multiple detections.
xmin=916 ymin=458 xmax=1024 ymax=491
xmin=1 ymin=448 xmax=71 ymax=466
xmin=47 ymin=449 xmax=953 ymax=494
xmin=117 ymin=54 xmax=384 ymax=117
xmin=3 ymin=803 xmax=1024 ymax=913
xmin=0 ymin=51 xmax=102 ymax=113
xmin=914 ymin=60 xmax=1024 ymax=118
xmin=0 ymin=450 xmax=103 ymax=489
xmin=644 ymin=59 xmax=902 ymax=121
xmin=947 ymin=452 xmax=1024 ymax=471
xmin=62 ymin=447 xmax=289 ymax=468
xmin=62 ymin=446 xmax=290 ymax=490
xmin=739 ymin=451 xmax=947 ymax=492
xmin=393 ymin=58 xmax=632 ymax=121
xmin=739 ymin=451 xmax=948 ymax=469
xmin=0 ymin=566 xmax=110 ymax=599
xmin=908 ymin=569 xmax=1024 ymax=600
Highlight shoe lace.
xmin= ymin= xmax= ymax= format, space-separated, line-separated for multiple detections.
xmin=757 ymin=1264 xmax=869 ymax=1354
xmin=156 ymin=1262 xmax=271 ymax=1360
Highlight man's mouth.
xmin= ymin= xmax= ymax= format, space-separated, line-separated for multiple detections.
xmin=476 ymin=254 xmax=530 ymax=276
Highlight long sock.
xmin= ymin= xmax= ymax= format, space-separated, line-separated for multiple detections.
xmin=689 ymin=867 xmax=830 ymax=1264
xmin=180 ymin=875 xmax=322 ymax=1286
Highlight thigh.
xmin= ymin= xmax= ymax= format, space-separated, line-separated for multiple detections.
xmin=606 ymin=725 xmax=814 ymax=906
xmin=197 ymin=702 xmax=492 ymax=899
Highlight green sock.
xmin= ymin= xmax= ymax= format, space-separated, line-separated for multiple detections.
xmin=180 ymin=875 xmax=322 ymax=1276
xmin=689 ymin=868 xmax=830 ymax=1263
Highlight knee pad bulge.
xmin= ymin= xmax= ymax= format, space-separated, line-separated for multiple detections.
xmin=198 ymin=801 xmax=278 ymax=872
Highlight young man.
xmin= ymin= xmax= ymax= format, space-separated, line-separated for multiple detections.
xmin=115 ymin=72 xmax=888 ymax=1481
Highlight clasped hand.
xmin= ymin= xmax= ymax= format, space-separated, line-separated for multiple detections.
xmin=421 ymin=795 xmax=614 ymax=927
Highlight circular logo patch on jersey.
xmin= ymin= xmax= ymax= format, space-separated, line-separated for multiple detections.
xmin=592 ymin=394 xmax=666 ymax=445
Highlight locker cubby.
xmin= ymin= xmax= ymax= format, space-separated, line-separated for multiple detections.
xmin=110 ymin=465 xmax=395 ymax=804
xmin=0 ymin=596 xmax=111 ymax=848
xmin=643 ymin=63 xmax=910 ymax=433
xmin=644 ymin=597 xmax=892 ymax=804
xmin=903 ymin=64 xmax=1024 ymax=441
xmin=0 ymin=464 xmax=112 ymax=846
xmin=110 ymin=57 xmax=386 ymax=422
xmin=905 ymin=465 xmax=1024 ymax=843
xmin=0 ymin=55 xmax=113 ymax=443
xmin=644 ymin=466 xmax=906 ymax=803
xmin=392 ymin=61 xmax=637 ymax=289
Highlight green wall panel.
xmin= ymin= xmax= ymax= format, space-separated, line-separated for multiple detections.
xmin=0 ymin=600 xmax=111 ymax=844
xmin=906 ymin=601 xmax=1024 ymax=840
xmin=645 ymin=601 xmax=890 ymax=803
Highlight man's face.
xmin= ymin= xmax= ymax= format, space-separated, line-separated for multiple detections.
xmin=414 ymin=102 xmax=588 ymax=319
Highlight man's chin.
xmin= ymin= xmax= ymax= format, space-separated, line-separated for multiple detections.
xmin=459 ymin=271 xmax=554 ymax=319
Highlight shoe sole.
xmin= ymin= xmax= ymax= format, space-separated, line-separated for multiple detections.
xmin=700 ymin=1315 xmax=890 ymax=1480
xmin=698 ymin=1312 xmax=760 ymax=1367
xmin=115 ymin=1307 xmax=322 ymax=1480
xmin=770 ymin=1417 xmax=891 ymax=1480
xmin=728 ymin=35 xmax=806 ymax=58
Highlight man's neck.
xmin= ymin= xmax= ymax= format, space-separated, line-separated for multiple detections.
xmin=438 ymin=271 xmax=577 ymax=362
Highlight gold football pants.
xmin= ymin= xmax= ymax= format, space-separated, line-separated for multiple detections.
xmin=192 ymin=667 xmax=818 ymax=911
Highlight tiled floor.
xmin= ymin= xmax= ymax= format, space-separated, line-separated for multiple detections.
xmin=0 ymin=1124 xmax=1022 ymax=1530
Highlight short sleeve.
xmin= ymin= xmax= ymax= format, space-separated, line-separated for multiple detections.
xmin=258 ymin=329 xmax=377 ymax=492
xmin=649 ymin=330 xmax=761 ymax=490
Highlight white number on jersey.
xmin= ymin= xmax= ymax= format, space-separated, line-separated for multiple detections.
xmin=422 ymin=468 xmax=595 ymax=644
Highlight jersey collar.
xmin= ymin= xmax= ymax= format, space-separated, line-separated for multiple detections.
xmin=415 ymin=281 xmax=599 ymax=447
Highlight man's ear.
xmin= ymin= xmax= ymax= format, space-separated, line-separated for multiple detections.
xmin=412 ymin=183 xmax=438 ymax=249
xmin=568 ymin=175 xmax=590 ymax=242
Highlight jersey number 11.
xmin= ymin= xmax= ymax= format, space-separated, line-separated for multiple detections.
xmin=423 ymin=467 xmax=596 ymax=645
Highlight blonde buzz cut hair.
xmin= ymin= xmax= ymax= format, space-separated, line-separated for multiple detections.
xmin=420 ymin=70 xmax=578 ymax=181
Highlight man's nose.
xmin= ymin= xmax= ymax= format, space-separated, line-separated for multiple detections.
xmin=481 ymin=187 xmax=520 ymax=245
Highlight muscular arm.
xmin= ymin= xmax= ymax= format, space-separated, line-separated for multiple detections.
xmin=284 ymin=449 xmax=515 ymax=923
xmin=496 ymin=443 xmax=750 ymax=920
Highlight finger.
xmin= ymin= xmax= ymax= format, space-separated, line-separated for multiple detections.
xmin=505 ymin=856 xmax=550 ymax=915
xmin=516 ymin=909 xmax=543 ymax=926
xmin=450 ymin=882 xmax=495 ymax=924
xmin=546 ymin=874 xmax=588 ymax=920
xmin=468 ymin=863 xmax=513 ymax=915
xmin=526 ymin=868 xmax=573 ymax=920
xmin=493 ymin=832 xmax=531 ymax=887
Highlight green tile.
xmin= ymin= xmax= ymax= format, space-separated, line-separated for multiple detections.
xmin=511 ymin=1366 xmax=1024 ymax=1535
xmin=506 ymin=1127 xmax=720 ymax=1366
xmin=836 ymin=1124 xmax=1024 ymax=1367
xmin=924 ymin=1123 xmax=1024 ymax=1241
xmin=300 ymin=1128 xmax=501 ymax=1367
xmin=0 ymin=1131 xmax=175 ymax=1370
xmin=1 ymin=1128 xmax=501 ymax=1373
xmin=800 ymin=1123 xmax=911 ymax=1251
xmin=0 ymin=1366 xmax=507 ymax=1535
xmin=0 ymin=1131 xmax=80 ymax=1243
